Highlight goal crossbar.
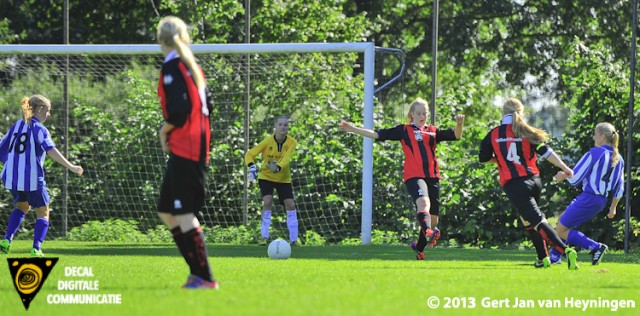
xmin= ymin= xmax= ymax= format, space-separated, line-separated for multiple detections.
xmin=0 ymin=43 xmax=373 ymax=55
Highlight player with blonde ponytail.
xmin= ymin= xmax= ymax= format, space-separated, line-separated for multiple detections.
xmin=341 ymin=98 xmax=465 ymax=260
xmin=0 ymin=95 xmax=83 ymax=257
xmin=551 ymin=122 xmax=624 ymax=266
xmin=504 ymin=98 xmax=549 ymax=144
xmin=156 ymin=16 xmax=217 ymax=289
xmin=156 ymin=16 xmax=205 ymax=89
xmin=480 ymin=97 xmax=579 ymax=270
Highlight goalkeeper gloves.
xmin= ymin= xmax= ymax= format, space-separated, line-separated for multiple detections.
xmin=248 ymin=164 xmax=258 ymax=181
xmin=267 ymin=161 xmax=281 ymax=173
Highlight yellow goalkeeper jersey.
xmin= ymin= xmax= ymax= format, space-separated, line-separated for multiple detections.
xmin=245 ymin=135 xmax=297 ymax=183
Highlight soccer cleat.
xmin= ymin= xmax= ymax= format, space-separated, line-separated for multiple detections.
xmin=565 ymin=247 xmax=578 ymax=270
xmin=590 ymin=243 xmax=608 ymax=266
xmin=424 ymin=228 xmax=438 ymax=246
xmin=290 ymin=240 xmax=301 ymax=247
xmin=427 ymin=229 xmax=441 ymax=247
xmin=534 ymin=257 xmax=551 ymax=268
xmin=549 ymin=250 xmax=563 ymax=265
xmin=182 ymin=274 xmax=219 ymax=290
xmin=0 ymin=239 xmax=10 ymax=254
xmin=30 ymin=248 xmax=44 ymax=258
xmin=410 ymin=241 xmax=424 ymax=260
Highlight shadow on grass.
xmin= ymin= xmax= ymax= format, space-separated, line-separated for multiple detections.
xmin=36 ymin=242 xmax=640 ymax=264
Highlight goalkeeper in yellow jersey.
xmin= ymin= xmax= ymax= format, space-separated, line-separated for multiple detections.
xmin=245 ymin=116 xmax=299 ymax=245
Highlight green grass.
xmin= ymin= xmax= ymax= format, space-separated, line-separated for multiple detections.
xmin=1 ymin=240 xmax=639 ymax=316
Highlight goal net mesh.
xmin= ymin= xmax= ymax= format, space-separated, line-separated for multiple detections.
xmin=0 ymin=45 xmax=399 ymax=244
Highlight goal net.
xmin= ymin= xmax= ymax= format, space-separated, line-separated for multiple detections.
xmin=0 ymin=43 xmax=380 ymax=244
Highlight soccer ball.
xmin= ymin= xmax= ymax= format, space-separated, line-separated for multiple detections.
xmin=267 ymin=239 xmax=291 ymax=259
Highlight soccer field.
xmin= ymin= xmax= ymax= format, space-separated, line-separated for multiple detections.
xmin=1 ymin=240 xmax=639 ymax=316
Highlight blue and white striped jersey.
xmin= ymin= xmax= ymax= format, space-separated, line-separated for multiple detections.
xmin=0 ymin=117 xmax=55 ymax=191
xmin=568 ymin=145 xmax=624 ymax=199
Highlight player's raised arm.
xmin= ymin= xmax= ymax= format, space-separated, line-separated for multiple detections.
xmin=339 ymin=121 xmax=379 ymax=139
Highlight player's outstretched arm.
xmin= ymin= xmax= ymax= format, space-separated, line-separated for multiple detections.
xmin=554 ymin=170 xmax=569 ymax=182
xmin=545 ymin=151 xmax=573 ymax=178
xmin=47 ymin=148 xmax=83 ymax=176
xmin=339 ymin=121 xmax=379 ymax=139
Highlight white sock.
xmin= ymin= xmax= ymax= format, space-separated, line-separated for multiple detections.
xmin=261 ymin=210 xmax=272 ymax=239
xmin=286 ymin=210 xmax=298 ymax=242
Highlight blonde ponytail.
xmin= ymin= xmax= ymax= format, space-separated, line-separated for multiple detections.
xmin=503 ymin=98 xmax=549 ymax=144
xmin=21 ymin=95 xmax=50 ymax=124
xmin=157 ymin=16 xmax=206 ymax=90
xmin=595 ymin=122 xmax=620 ymax=166
xmin=20 ymin=96 xmax=33 ymax=123
xmin=173 ymin=35 xmax=205 ymax=89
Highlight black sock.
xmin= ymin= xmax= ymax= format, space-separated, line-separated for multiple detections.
xmin=415 ymin=211 xmax=431 ymax=252
xmin=416 ymin=211 xmax=431 ymax=232
xmin=416 ymin=230 xmax=427 ymax=252
xmin=171 ymin=227 xmax=190 ymax=266
xmin=537 ymin=222 xmax=567 ymax=254
xmin=183 ymin=227 xmax=214 ymax=282
xmin=525 ymin=225 xmax=548 ymax=260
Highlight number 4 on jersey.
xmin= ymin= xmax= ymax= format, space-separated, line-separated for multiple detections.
xmin=506 ymin=142 xmax=521 ymax=164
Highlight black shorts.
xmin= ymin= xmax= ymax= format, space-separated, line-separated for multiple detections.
xmin=157 ymin=155 xmax=206 ymax=215
xmin=258 ymin=179 xmax=294 ymax=202
xmin=503 ymin=175 xmax=544 ymax=226
xmin=405 ymin=177 xmax=441 ymax=215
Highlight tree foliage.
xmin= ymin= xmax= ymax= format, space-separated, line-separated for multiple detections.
xmin=0 ymin=1 xmax=637 ymax=247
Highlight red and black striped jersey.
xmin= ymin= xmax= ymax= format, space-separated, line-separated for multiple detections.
xmin=479 ymin=123 xmax=551 ymax=187
xmin=376 ymin=124 xmax=458 ymax=181
xmin=158 ymin=56 xmax=211 ymax=163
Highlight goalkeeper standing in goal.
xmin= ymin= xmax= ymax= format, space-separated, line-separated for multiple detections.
xmin=0 ymin=95 xmax=83 ymax=257
xmin=245 ymin=116 xmax=299 ymax=246
xmin=340 ymin=98 xmax=464 ymax=260
xmin=156 ymin=16 xmax=217 ymax=289
xmin=479 ymin=97 xmax=578 ymax=270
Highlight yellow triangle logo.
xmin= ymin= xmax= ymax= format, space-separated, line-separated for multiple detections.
xmin=7 ymin=258 xmax=59 ymax=310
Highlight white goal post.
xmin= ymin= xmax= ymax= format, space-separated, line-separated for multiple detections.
xmin=0 ymin=43 xmax=377 ymax=245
